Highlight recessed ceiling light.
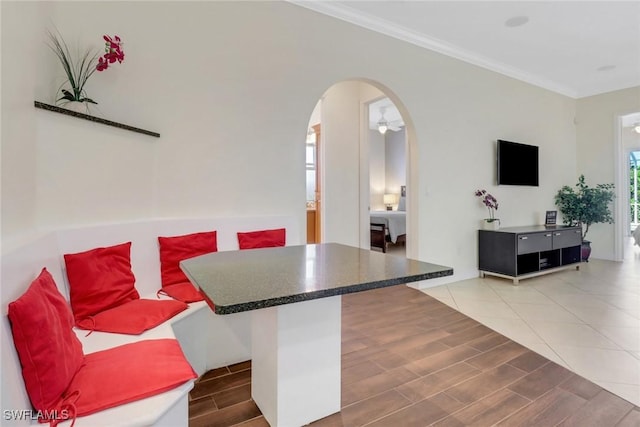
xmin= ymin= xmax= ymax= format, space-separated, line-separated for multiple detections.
xmin=505 ymin=16 xmax=529 ymax=27
xmin=597 ymin=65 xmax=616 ymax=72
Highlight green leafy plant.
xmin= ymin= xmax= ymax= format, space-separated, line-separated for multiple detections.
xmin=47 ymin=30 xmax=124 ymax=105
xmin=554 ymin=175 xmax=614 ymax=240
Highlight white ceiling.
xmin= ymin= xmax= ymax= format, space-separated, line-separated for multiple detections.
xmin=294 ymin=1 xmax=640 ymax=99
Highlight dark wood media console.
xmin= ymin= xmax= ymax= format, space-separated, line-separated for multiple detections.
xmin=479 ymin=225 xmax=582 ymax=284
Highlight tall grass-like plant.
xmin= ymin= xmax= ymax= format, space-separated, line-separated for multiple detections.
xmin=47 ymin=30 xmax=124 ymax=105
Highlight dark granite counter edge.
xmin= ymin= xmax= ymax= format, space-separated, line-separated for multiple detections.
xmin=34 ymin=101 xmax=160 ymax=138
xmin=212 ymin=267 xmax=453 ymax=315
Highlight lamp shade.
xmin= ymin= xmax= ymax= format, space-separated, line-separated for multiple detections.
xmin=383 ymin=194 xmax=395 ymax=205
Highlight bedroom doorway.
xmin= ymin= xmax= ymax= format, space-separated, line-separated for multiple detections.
xmin=367 ymin=97 xmax=407 ymax=257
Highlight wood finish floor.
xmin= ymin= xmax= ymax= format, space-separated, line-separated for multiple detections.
xmin=189 ymin=285 xmax=640 ymax=426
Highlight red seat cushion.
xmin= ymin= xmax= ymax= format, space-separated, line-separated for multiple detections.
xmin=158 ymin=282 xmax=204 ymax=303
xmin=64 ymin=242 xmax=140 ymax=325
xmin=64 ymin=339 xmax=197 ymax=418
xmin=237 ymin=228 xmax=286 ymax=250
xmin=75 ymin=299 xmax=188 ymax=335
xmin=7 ymin=268 xmax=84 ymax=415
xmin=158 ymin=231 xmax=217 ymax=295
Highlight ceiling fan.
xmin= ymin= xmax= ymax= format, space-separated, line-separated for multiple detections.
xmin=377 ymin=106 xmax=402 ymax=134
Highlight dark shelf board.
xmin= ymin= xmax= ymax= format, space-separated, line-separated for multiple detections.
xmin=34 ymin=101 xmax=160 ymax=138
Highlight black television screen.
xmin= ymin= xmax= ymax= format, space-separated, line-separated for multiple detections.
xmin=497 ymin=140 xmax=539 ymax=186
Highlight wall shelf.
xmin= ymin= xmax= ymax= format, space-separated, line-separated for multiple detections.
xmin=34 ymin=101 xmax=160 ymax=138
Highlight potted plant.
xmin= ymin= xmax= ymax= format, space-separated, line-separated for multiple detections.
xmin=554 ymin=175 xmax=614 ymax=261
xmin=475 ymin=189 xmax=500 ymax=230
xmin=47 ymin=30 xmax=125 ymax=112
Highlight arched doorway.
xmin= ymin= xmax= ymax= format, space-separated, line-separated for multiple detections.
xmin=304 ymin=79 xmax=418 ymax=259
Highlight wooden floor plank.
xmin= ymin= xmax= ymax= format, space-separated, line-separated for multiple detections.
xmin=341 ymin=366 xmax=418 ymax=406
xmin=616 ymin=409 xmax=640 ymax=427
xmin=507 ymin=361 xmax=574 ymax=400
xmin=212 ymin=383 xmax=253 ymax=410
xmin=558 ymin=390 xmax=634 ymax=427
xmin=190 ymin=400 xmax=262 ymax=427
xmin=432 ymin=389 xmax=530 ymax=427
xmin=190 ymin=369 xmax=252 ymax=400
xmin=404 ymin=345 xmax=481 ymax=377
xmin=364 ymin=393 xmax=464 ymax=427
xmin=465 ymin=340 xmax=528 ymax=371
xmin=396 ymin=362 xmax=482 ymax=402
xmin=506 ymin=350 xmax=550 ymax=373
xmin=496 ymin=388 xmax=587 ymax=426
xmin=442 ymin=364 xmax=527 ymax=404
xmin=339 ymin=389 xmax=412 ymax=426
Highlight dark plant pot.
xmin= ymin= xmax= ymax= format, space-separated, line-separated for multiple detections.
xmin=581 ymin=240 xmax=591 ymax=262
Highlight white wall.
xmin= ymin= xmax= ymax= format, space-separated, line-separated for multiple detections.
xmin=369 ymin=130 xmax=386 ymax=210
xmin=1 ymin=2 xmax=48 ymax=246
xmin=2 ymin=1 xmax=582 ymax=284
xmin=576 ymin=87 xmax=640 ymax=259
xmin=385 ymin=128 xmax=406 ymax=196
xmin=370 ymin=127 xmax=406 ymax=211
xmin=322 ymin=81 xmax=361 ymax=246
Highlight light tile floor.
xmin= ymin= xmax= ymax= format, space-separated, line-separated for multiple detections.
xmin=420 ymin=238 xmax=640 ymax=407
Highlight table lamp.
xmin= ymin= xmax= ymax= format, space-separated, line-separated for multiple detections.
xmin=383 ymin=194 xmax=395 ymax=210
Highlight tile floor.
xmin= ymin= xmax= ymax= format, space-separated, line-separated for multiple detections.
xmin=420 ymin=238 xmax=640 ymax=406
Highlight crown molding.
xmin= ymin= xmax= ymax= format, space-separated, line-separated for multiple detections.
xmin=289 ymin=1 xmax=578 ymax=98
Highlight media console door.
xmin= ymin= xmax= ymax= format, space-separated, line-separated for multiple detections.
xmin=479 ymin=225 xmax=581 ymax=284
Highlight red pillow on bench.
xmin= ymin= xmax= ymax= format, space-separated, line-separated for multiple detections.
xmin=76 ymin=299 xmax=188 ymax=335
xmin=65 ymin=242 xmax=187 ymax=334
xmin=158 ymin=282 xmax=204 ymax=304
xmin=7 ymin=268 xmax=84 ymax=417
xmin=237 ymin=228 xmax=286 ymax=249
xmin=64 ymin=339 xmax=197 ymax=419
xmin=64 ymin=242 xmax=139 ymax=325
xmin=158 ymin=230 xmax=217 ymax=303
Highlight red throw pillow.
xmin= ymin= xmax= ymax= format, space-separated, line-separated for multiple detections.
xmin=237 ymin=228 xmax=286 ymax=249
xmin=64 ymin=242 xmax=140 ymax=325
xmin=75 ymin=299 xmax=188 ymax=335
xmin=7 ymin=268 xmax=84 ymax=415
xmin=64 ymin=339 xmax=197 ymax=418
xmin=158 ymin=231 xmax=218 ymax=288
xmin=158 ymin=282 xmax=204 ymax=303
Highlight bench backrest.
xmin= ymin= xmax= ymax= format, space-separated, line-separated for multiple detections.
xmin=1 ymin=215 xmax=299 ymax=424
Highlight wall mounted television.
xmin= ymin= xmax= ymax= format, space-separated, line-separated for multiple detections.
xmin=497 ymin=139 xmax=539 ymax=186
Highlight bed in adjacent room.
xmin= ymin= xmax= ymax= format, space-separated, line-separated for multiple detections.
xmin=370 ymin=196 xmax=406 ymax=252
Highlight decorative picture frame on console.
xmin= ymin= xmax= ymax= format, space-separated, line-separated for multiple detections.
xmin=545 ymin=210 xmax=557 ymax=225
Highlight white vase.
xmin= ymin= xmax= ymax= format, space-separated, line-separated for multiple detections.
xmin=61 ymin=101 xmax=90 ymax=114
xmin=482 ymin=219 xmax=500 ymax=230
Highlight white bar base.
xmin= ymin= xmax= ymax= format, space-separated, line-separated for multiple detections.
xmin=251 ymin=296 xmax=342 ymax=427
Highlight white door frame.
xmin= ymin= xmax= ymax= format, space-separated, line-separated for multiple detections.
xmin=613 ymin=111 xmax=640 ymax=261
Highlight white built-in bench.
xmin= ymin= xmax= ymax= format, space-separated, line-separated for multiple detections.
xmin=1 ymin=216 xmax=299 ymax=426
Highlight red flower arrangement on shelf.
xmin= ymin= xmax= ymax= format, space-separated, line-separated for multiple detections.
xmin=47 ymin=30 xmax=125 ymax=106
xmin=96 ymin=35 xmax=125 ymax=71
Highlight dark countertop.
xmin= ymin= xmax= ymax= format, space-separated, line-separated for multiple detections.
xmin=482 ymin=225 xmax=580 ymax=234
xmin=180 ymin=243 xmax=453 ymax=314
